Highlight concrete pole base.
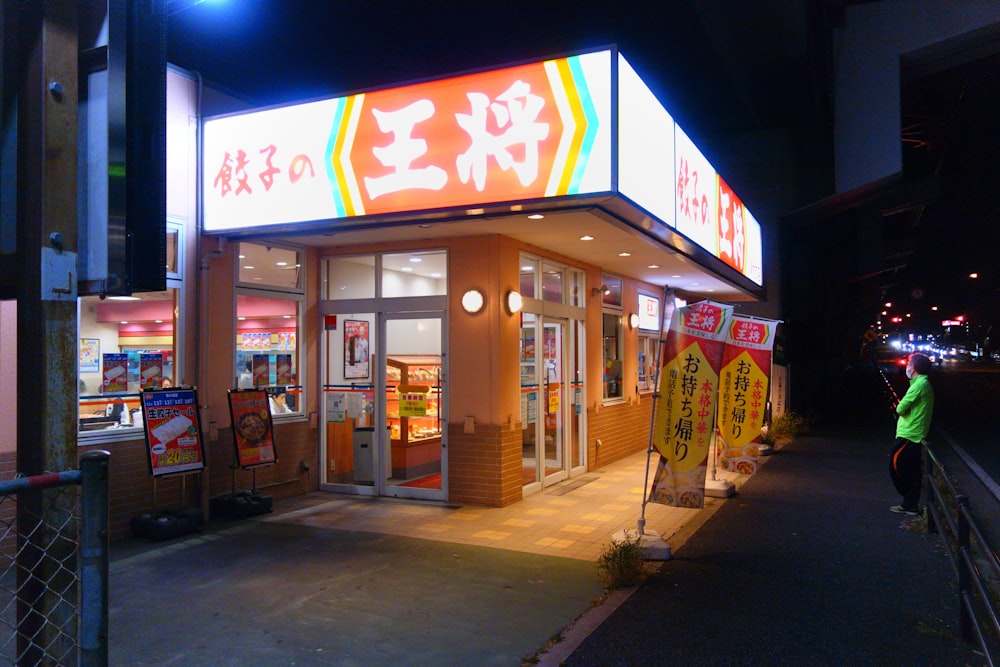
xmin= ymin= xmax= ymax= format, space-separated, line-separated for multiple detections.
xmin=705 ymin=477 xmax=735 ymax=498
xmin=613 ymin=527 xmax=671 ymax=561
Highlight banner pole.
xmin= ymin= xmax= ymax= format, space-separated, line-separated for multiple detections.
xmin=638 ymin=286 xmax=672 ymax=535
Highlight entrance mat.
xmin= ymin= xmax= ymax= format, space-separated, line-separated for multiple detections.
xmin=545 ymin=475 xmax=599 ymax=496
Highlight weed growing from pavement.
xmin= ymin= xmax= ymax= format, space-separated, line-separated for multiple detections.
xmin=597 ymin=532 xmax=647 ymax=589
xmin=759 ymin=410 xmax=814 ymax=446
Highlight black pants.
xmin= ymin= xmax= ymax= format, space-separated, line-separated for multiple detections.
xmin=890 ymin=437 xmax=922 ymax=510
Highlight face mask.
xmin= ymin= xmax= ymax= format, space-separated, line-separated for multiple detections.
xmin=905 ymin=367 xmax=914 ymax=380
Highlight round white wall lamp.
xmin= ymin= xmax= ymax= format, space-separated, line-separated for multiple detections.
xmin=629 ymin=313 xmax=640 ymax=329
xmin=461 ymin=289 xmax=486 ymax=314
xmin=505 ymin=290 xmax=523 ymax=314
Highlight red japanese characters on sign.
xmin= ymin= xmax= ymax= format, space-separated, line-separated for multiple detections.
xmin=681 ymin=301 xmax=727 ymax=335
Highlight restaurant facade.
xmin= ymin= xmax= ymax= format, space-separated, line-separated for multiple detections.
xmin=2 ymin=47 xmax=767 ymax=540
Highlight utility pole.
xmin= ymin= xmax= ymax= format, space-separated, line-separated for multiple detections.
xmin=13 ymin=1 xmax=80 ymax=662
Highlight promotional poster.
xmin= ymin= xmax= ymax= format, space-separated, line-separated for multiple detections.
xmin=649 ymin=301 xmax=733 ymax=508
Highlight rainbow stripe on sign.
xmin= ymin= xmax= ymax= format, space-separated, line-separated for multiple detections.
xmin=543 ymin=55 xmax=601 ymax=197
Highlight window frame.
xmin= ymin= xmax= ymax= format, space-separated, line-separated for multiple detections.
xmin=601 ymin=273 xmax=625 ymax=404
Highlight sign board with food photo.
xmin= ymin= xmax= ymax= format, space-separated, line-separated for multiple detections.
xmin=139 ymin=387 xmax=207 ymax=477
xmin=228 ymin=389 xmax=278 ymax=469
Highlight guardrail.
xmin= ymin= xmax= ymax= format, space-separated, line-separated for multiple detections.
xmin=0 ymin=450 xmax=109 ymax=666
xmin=873 ymin=361 xmax=999 ymax=664
xmin=924 ymin=445 xmax=1000 ymax=665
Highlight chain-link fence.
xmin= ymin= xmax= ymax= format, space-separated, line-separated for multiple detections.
xmin=0 ymin=452 xmax=109 ymax=666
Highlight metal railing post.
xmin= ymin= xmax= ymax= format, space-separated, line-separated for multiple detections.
xmin=955 ymin=495 xmax=972 ymax=644
xmin=922 ymin=449 xmax=937 ymax=535
xmin=80 ymin=451 xmax=110 ymax=667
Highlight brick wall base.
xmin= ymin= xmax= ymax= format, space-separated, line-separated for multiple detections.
xmin=447 ymin=421 xmax=523 ymax=507
xmin=587 ymin=396 xmax=654 ymax=470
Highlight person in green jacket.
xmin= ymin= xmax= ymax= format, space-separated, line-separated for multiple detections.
xmin=890 ymin=353 xmax=934 ymax=515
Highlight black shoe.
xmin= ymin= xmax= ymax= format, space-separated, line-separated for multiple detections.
xmin=890 ymin=504 xmax=919 ymax=516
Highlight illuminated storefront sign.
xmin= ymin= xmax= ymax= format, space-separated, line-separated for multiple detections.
xmin=637 ymin=293 xmax=660 ymax=331
xmin=204 ymin=51 xmax=612 ymax=229
xmin=203 ymin=48 xmax=764 ymax=286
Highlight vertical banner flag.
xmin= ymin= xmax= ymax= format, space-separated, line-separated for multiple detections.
xmin=649 ymin=300 xmax=733 ymax=508
xmin=717 ymin=316 xmax=778 ymax=475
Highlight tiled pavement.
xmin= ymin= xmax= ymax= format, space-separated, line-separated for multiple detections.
xmin=261 ymin=450 xmax=749 ymax=561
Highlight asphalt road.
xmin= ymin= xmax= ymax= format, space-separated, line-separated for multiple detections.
xmin=561 ymin=421 xmax=981 ymax=667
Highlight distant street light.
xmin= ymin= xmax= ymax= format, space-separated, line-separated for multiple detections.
xmin=969 ymin=272 xmax=979 ymax=279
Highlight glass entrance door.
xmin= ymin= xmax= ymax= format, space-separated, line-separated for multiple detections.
xmin=381 ymin=314 xmax=446 ymax=500
xmin=541 ymin=319 xmax=568 ymax=485
xmin=520 ymin=315 xmax=570 ymax=490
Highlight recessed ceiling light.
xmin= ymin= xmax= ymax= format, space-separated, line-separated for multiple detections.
xmin=283 ymin=315 xmax=291 ymax=319
xmin=401 ymin=266 xmax=413 ymax=272
xmin=671 ymin=275 xmax=682 ymax=279
xmin=527 ymin=213 xmax=544 ymax=219
xmin=691 ymin=282 xmax=700 ymax=286
xmin=409 ymin=257 xmax=422 ymax=263
xmin=155 ymin=319 xmax=163 ymax=323
xmin=238 ymin=316 xmax=246 ymax=321
xmin=580 ymin=235 xmax=594 ymax=241
xmin=108 ymin=295 xmax=140 ymax=301
xmin=618 ymin=252 xmax=631 ymax=257
xmin=238 ymin=254 xmax=245 ymax=259
xmin=276 ymin=261 xmax=288 ymax=266
xmin=430 ymin=272 xmax=442 ymax=278
xmin=647 ymin=264 xmax=659 ymax=269
xmin=120 ymin=321 xmax=128 ymax=324
xmin=253 ymin=277 xmax=262 ymax=281
xmin=244 ymin=265 xmax=255 ymax=270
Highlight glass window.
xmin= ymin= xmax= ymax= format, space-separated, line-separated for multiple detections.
xmin=381 ymin=250 xmax=447 ymax=297
xmin=78 ymin=288 xmax=179 ymax=435
xmin=568 ymin=269 xmax=585 ymax=308
xmin=237 ymin=241 xmax=302 ymax=291
xmin=235 ymin=293 xmax=302 ymax=415
xmin=324 ymin=255 xmax=375 ymax=300
xmin=519 ymin=254 xmax=538 ymax=299
xmin=638 ymin=335 xmax=658 ymax=393
xmin=541 ymin=262 xmax=564 ymax=303
xmin=602 ymin=312 xmax=623 ymax=400
xmin=165 ymin=221 xmax=182 ymax=280
xmin=520 ymin=253 xmax=584 ymax=306
xmin=601 ymin=275 xmax=623 ymax=308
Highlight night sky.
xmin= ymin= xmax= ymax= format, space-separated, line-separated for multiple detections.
xmin=166 ymin=0 xmax=999 ymax=340
xmin=166 ymin=1 xmax=756 ymax=146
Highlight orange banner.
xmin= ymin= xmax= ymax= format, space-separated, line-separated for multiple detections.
xmin=717 ymin=316 xmax=777 ymax=475
xmin=649 ymin=301 xmax=733 ymax=508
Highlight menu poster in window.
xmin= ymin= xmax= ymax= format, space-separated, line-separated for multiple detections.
xmin=228 ymin=389 xmax=278 ymax=468
xmin=275 ymin=354 xmax=293 ymax=385
xmin=102 ymin=354 xmax=129 ymax=393
xmin=80 ymin=339 xmax=100 ymax=372
xmin=140 ymin=353 xmax=164 ymax=390
xmin=252 ymin=354 xmax=270 ymax=387
xmin=140 ymin=388 xmax=206 ymax=477
xmin=344 ymin=319 xmax=370 ymax=379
